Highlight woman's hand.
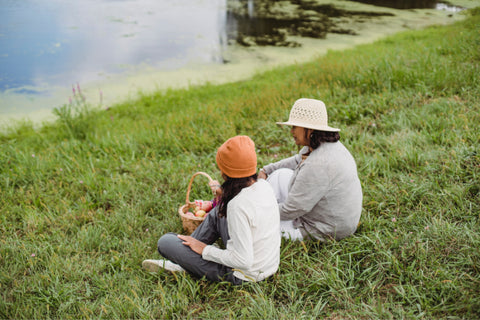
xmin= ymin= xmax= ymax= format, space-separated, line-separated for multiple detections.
xmin=208 ymin=180 xmax=222 ymax=199
xmin=258 ymin=170 xmax=267 ymax=180
xmin=178 ymin=235 xmax=207 ymax=255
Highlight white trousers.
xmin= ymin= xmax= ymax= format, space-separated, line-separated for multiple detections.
xmin=266 ymin=168 xmax=304 ymax=241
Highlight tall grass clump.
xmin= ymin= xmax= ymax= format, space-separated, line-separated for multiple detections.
xmin=1 ymin=8 xmax=479 ymax=320
xmin=50 ymin=84 xmax=103 ymax=141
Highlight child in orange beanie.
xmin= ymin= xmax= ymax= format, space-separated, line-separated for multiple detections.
xmin=143 ymin=136 xmax=280 ymax=284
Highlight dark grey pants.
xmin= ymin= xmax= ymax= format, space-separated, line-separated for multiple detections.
xmin=157 ymin=207 xmax=245 ymax=285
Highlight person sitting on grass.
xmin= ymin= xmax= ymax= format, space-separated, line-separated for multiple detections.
xmin=258 ymin=98 xmax=363 ymax=242
xmin=143 ymin=135 xmax=280 ymax=285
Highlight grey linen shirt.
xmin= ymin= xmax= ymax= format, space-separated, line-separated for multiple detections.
xmin=263 ymin=141 xmax=363 ymax=241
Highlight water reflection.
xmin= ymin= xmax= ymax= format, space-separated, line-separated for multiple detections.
xmin=0 ymin=0 xmax=227 ymax=92
xmin=351 ymin=0 xmax=463 ymax=10
xmin=226 ymin=1 xmax=393 ymax=47
xmin=225 ymin=0 xmax=464 ymax=47
xmin=351 ymin=0 xmax=438 ymax=9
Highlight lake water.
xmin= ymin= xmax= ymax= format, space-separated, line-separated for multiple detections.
xmin=0 ymin=0 xmax=467 ymax=128
xmin=1 ymin=0 xmax=228 ymax=91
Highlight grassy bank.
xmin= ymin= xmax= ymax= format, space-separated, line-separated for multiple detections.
xmin=1 ymin=7 xmax=479 ymax=320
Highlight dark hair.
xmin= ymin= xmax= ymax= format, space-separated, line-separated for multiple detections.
xmin=218 ymin=173 xmax=257 ymax=218
xmin=305 ymin=130 xmax=341 ymax=150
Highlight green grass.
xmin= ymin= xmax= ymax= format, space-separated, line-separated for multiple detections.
xmin=1 ymin=7 xmax=479 ymax=320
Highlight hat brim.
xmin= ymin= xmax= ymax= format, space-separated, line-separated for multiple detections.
xmin=276 ymin=121 xmax=340 ymax=132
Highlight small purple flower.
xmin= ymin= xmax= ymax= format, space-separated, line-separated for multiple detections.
xmin=391 ymin=217 xmax=396 ymax=222
xmin=59 ymin=168 xmax=63 ymax=172
xmin=31 ymin=154 xmax=35 ymax=158
xmin=72 ymin=85 xmax=76 ymax=95
xmin=31 ymin=253 xmax=36 ymax=257
xmin=424 ymin=226 xmax=429 ymax=230
xmin=79 ymin=180 xmax=84 ymax=184
xmin=394 ymin=229 xmax=397 ymax=232
xmin=145 ymin=228 xmax=149 ymax=232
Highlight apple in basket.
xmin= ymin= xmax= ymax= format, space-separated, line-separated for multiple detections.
xmin=186 ymin=212 xmax=195 ymax=216
xmin=202 ymin=201 xmax=213 ymax=213
xmin=195 ymin=200 xmax=213 ymax=213
xmin=195 ymin=210 xmax=207 ymax=218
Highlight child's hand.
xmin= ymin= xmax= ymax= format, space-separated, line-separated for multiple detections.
xmin=178 ymin=235 xmax=207 ymax=255
xmin=208 ymin=180 xmax=222 ymax=199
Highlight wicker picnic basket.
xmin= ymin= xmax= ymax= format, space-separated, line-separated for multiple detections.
xmin=178 ymin=171 xmax=214 ymax=234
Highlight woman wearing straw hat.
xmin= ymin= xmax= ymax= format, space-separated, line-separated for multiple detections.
xmin=258 ymin=98 xmax=362 ymax=242
xmin=143 ymin=135 xmax=280 ymax=284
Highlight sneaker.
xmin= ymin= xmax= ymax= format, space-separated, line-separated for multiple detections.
xmin=142 ymin=259 xmax=185 ymax=273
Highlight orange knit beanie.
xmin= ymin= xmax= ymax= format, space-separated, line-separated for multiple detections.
xmin=216 ymin=135 xmax=257 ymax=178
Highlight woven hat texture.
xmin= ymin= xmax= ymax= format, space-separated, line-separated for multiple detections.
xmin=277 ymin=98 xmax=340 ymax=132
xmin=216 ymin=135 xmax=257 ymax=178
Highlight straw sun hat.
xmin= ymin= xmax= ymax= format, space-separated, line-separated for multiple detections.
xmin=277 ymin=98 xmax=340 ymax=132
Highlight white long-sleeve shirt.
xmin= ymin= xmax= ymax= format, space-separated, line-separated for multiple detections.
xmin=202 ymin=179 xmax=280 ymax=282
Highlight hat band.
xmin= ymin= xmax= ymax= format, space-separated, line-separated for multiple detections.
xmin=276 ymin=120 xmax=340 ymax=132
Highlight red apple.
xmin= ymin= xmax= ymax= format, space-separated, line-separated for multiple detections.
xmin=202 ymin=201 xmax=213 ymax=212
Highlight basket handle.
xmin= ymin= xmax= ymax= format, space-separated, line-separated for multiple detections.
xmin=185 ymin=171 xmax=214 ymax=206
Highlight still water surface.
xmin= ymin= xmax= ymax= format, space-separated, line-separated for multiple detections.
xmin=1 ymin=0 xmax=226 ymax=92
xmin=0 ymin=0 xmax=466 ymax=126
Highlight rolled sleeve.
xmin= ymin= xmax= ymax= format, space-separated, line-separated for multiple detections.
xmin=263 ymin=154 xmax=302 ymax=175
